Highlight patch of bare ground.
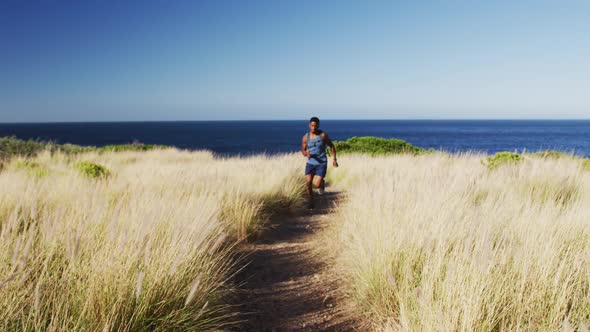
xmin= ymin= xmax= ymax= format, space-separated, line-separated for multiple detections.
xmin=230 ymin=190 xmax=358 ymax=332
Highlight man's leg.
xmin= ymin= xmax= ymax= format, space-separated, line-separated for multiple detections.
xmin=305 ymin=174 xmax=314 ymax=208
xmin=313 ymin=163 xmax=327 ymax=194
xmin=313 ymin=175 xmax=325 ymax=195
xmin=305 ymin=163 xmax=315 ymax=208
xmin=313 ymin=175 xmax=323 ymax=188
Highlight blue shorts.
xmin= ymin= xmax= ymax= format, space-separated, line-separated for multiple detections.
xmin=305 ymin=163 xmax=327 ymax=177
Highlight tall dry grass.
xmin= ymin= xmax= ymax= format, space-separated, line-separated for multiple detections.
xmin=0 ymin=149 xmax=304 ymax=331
xmin=328 ymin=152 xmax=590 ymax=331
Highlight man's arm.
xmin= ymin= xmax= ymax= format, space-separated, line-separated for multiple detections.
xmin=301 ymin=134 xmax=310 ymax=157
xmin=322 ymin=133 xmax=338 ymax=167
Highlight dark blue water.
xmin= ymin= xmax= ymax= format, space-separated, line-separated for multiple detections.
xmin=1 ymin=120 xmax=589 ymax=157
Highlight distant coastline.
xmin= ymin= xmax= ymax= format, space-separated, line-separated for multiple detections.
xmin=1 ymin=120 xmax=590 ymax=157
xmin=2 ymin=119 xmax=590 ymax=124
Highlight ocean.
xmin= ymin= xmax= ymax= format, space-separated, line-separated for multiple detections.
xmin=1 ymin=120 xmax=589 ymax=157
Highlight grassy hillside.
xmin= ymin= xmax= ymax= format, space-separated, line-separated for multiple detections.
xmin=3 ymin=135 xmax=590 ymax=330
xmin=0 ymin=148 xmax=304 ymax=331
xmin=326 ymin=152 xmax=590 ymax=331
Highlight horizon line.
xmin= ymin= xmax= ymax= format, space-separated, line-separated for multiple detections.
xmin=2 ymin=118 xmax=590 ymax=125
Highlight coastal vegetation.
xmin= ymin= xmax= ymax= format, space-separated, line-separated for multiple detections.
xmin=530 ymin=149 xmax=571 ymax=159
xmin=483 ymin=151 xmax=523 ymax=170
xmin=0 ymin=136 xmax=167 ymax=160
xmin=74 ymin=161 xmax=111 ymax=178
xmin=1 ymin=135 xmax=589 ymax=330
xmin=332 ymin=136 xmax=427 ymax=155
xmin=0 ymin=147 xmax=304 ymax=331
xmin=326 ymin=151 xmax=590 ymax=331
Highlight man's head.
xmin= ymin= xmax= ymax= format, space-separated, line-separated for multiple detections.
xmin=309 ymin=117 xmax=320 ymax=133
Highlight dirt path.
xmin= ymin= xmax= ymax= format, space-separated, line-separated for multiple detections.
xmin=232 ymin=191 xmax=356 ymax=332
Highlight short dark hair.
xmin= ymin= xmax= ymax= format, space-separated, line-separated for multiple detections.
xmin=309 ymin=117 xmax=320 ymax=125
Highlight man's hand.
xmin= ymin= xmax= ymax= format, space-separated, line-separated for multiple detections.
xmin=333 ymin=158 xmax=339 ymax=167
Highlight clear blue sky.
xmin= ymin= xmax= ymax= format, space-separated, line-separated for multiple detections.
xmin=1 ymin=0 xmax=589 ymax=122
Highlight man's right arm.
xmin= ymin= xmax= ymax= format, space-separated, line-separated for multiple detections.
xmin=301 ymin=135 xmax=310 ymax=157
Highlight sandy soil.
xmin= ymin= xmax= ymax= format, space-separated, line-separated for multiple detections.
xmin=231 ymin=191 xmax=358 ymax=332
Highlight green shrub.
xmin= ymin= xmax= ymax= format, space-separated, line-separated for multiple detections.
xmin=484 ymin=152 xmax=523 ymax=170
xmin=14 ymin=160 xmax=49 ymax=178
xmin=528 ymin=150 xmax=577 ymax=159
xmin=332 ymin=136 xmax=425 ymax=155
xmin=75 ymin=161 xmax=110 ymax=178
xmin=53 ymin=143 xmax=94 ymax=154
xmin=0 ymin=136 xmax=170 ymax=160
xmin=15 ymin=160 xmax=41 ymax=169
xmin=530 ymin=150 xmax=569 ymax=159
xmin=0 ymin=136 xmax=47 ymax=160
xmin=99 ymin=142 xmax=166 ymax=153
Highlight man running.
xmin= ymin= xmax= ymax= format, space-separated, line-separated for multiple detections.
xmin=301 ymin=116 xmax=338 ymax=209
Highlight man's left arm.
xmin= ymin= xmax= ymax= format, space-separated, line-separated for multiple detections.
xmin=322 ymin=133 xmax=338 ymax=167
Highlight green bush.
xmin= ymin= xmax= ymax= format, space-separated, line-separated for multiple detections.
xmin=15 ymin=160 xmax=41 ymax=169
xmin=98 ymin=143 xmax=166 ymax=153
xmin=530 ymin=150 xmax=569 ymax=159
xmin=484 ymin=152 xmax=523 ymax=170
xmin=0 ymin=136 xmax=170 ymax=160
xmin=0 ymin=136 xmax=47 ymax=160
xmin=75 ymin=161 xmax=110 ymax=179
xmin=332 ymin=136 xmax=425 ymax=155
xmin=14 ymin=160 xmax=49 ymax=178
xmin=53 ymin=143 xmax=94 ymax=154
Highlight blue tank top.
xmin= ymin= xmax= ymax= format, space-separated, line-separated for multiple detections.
xmin=306 ymin=131 xmax=327 ymax=165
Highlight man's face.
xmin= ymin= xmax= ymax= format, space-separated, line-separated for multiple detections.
xmin=309 ymin=121 xmax=319 ymax=133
